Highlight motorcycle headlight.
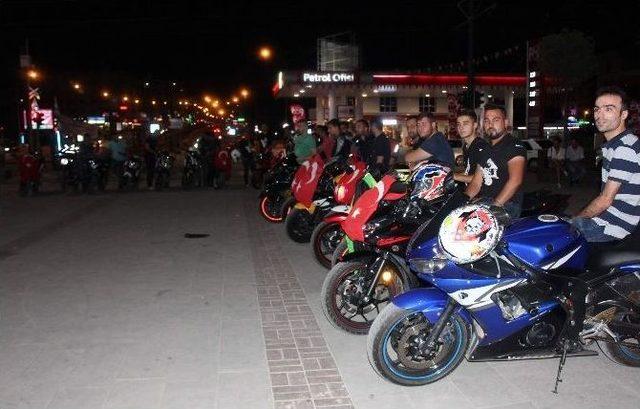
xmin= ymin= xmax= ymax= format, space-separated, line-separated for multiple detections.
xmin=409 ymin=257 xmax=448 ymax=274
xmin=60 ymin=158 xmax=69 ymax=165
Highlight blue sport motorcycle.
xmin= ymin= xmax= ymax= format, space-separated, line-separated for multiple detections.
xmin=367 ymin=202 xmax=640 ymax=389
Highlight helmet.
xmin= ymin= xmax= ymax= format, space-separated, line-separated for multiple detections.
xmin=409 ymin=161 xmax=452 ymax=202
xmin=438 ymin=203 xmax=504 ymax=264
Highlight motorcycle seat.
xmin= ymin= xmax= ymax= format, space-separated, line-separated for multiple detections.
xmin=586 ymin=226 xmax=640 ymax=271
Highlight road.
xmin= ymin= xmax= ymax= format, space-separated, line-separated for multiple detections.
xmin=0 ymin=170 xmax=638 ymax=409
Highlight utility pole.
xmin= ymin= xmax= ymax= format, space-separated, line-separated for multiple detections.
xmin=458 ymin=0 xmax=495 ymax=108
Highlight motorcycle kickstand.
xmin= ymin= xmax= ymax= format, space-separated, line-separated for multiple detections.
xmin=552 ymin=339 xmax=569 ymax=394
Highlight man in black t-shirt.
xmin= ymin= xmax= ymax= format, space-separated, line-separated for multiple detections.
xmin=465 ymin=104 xmax=526 ymax=218
xmin=366 ymin=119 xmax=391 ymax=175
xmin=454 ymin=109 xmax=489 ymax=184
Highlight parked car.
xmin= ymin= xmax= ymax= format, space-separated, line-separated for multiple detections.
xmin=520 ymin=138 xmax=553 ymax=170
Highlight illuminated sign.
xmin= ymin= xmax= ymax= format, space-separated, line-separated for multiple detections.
xmin=374 ymin=85 xmax=397 ymax=93
xmin=302 ymin=72 xmax=355 ymax=83
xmin=31 ymin=109 xmax=54 ymax=129
xmin=87 ymin=116 xmax=106 ymax=125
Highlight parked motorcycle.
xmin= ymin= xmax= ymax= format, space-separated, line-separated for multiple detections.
xmin=258 ymin=154 xmax=298 ymax=223
xmin=310 ymin=160 xmax=372 ymax=267
xmin=18 ymin=151 xmax=43 ymax=196
xmin=154 ymin=151 xmax=174 ymax=191
xmin=321 ymin=162 xmax=459 ymax=334
xmin=367 ymin=203 xmax=640 ymax=388
xmin=181 ymin=149 xmax=203 ymax=189
xmin=120 ymin=155 xmax=142 ymax=190
xmin=284 ymin=155 xmax=350 ymax=243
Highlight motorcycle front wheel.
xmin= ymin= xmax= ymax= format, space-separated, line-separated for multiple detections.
xmin=285 ymin=208 xmax=315 ymax=243
xmin=367 ymin=304 xmax=469 ymax=386
xmin=259 ymin=195 xmax=285 ymax=223
xmin=321 ymin=260 xmax=408 ymax=334
xmin=311 ymin=221 xmax=344 ymax=268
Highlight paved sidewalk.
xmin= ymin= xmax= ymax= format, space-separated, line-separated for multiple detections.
xmin=0 ymin=179 xmax=638 ymax=409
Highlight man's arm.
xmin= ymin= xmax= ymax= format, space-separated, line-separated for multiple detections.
xmin=454 ymin=173 xmax=473 ymax=183
xmin=494 ymin=156 xmax=525 ymax=206
xmin=404 ymin=148 xmax=431 ymax=166
xmin=578 ymin=180 xmax=621 ymax=218
xmin=464 ymin=165 xmax=483 ymax=199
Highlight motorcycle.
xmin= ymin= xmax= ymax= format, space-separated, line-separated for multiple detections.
xmin=181 ymin=149 xmax=203 ymax=189
xmin=18 ymin=151 xmax=43 ymax=196
xmin=154 ymin=151 xmax=174 ymax=191
xmin=310 ymin=160 xmax=372 ymax=268
xmin=367 ymin=203 xmax=640 ymax=389
xmin=258 ymin=154 xmax=298 ymax=223
xmin=120 ymin=154 xmax=142 ymax=190
xmin=284 ymin=155 xmax=350 ymax=243
xmin=320 ymin=163 xmax=459 ymax=334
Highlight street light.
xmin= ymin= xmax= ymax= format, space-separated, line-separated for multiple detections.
xmin=27 ymin=69 xmax=39 ymax=80
xmin=102 ymin=91 xmax=110 ymax=98
xmin=232 ymin=96 xmax=239 ymax=103
xmin=218 ymin=109 xmax=225 ymax=116
xmin=204 ymin=95 xmax=212 ymax=103
xmin=123 ymin=96 xmax=129 ymax=102
xmin=73 ymin=82 xmax=81 ymax=90
xmin=240 ymin=89 xmax=249 ymax=98
xmin=258 ymin=46 xmax=272 ymax=60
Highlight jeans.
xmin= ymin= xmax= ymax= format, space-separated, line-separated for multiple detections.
xmin=571 ymin=217 xmax=612 ymax=242
xmin=503 ymin=200 xmax=522 ymax=219
xmin=565 ymin=161 xmax=586 ymax=184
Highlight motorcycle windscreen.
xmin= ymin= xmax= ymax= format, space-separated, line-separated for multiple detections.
xmin=342 ymin=174 xmax=397 ymax=242
xmin=291 ymin=154 xmax=325 ymax=207
xmin=333 ymin=161 xmax=367 ymax=205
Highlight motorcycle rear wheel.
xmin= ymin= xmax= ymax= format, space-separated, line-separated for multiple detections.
xmin=600 ymin=308 xmax=640 ymax=367
xmin=285 ymin=208 xmax=315 ymax=243
xmin=259 ymin=196 xmax=285 ymax=223
xmin=367 ymin=304 xmax=469 ymax=385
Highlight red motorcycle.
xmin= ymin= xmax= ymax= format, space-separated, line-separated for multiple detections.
xmin=18 ymin=151 xmax=44 ymax=197
xmin=283 ymin=154 xmax=353 ymax=243
xmin=310 ymin=161 xmax=374 ymax=268
xmin=320 ymin=162 xmax=458 ymax=334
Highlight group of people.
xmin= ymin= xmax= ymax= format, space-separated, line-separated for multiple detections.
xmin=547 ymin=136 xmax=588 ymax=187
xmin=291 ymin=85 xmax=639 ymax=245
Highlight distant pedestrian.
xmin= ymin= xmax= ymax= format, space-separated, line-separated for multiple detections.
xmin=565 ymin=137 xmax=586 ymax=185
xmin=547 ymin=137 xmax=565 ymax=188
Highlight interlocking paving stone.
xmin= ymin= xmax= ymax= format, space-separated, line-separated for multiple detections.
xmin=246 ymin=202 xmax=354 ymax=409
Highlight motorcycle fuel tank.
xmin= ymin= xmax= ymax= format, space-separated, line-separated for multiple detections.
xmin=503 ymin=215 xmax=588 ymax=270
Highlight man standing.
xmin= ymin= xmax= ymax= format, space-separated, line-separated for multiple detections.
xmin=465 ymin=104 xmax=526 ymax=218
xmin=108 ymin=135 xmax=127 ymax=189
xmin=404 ymin=113 xmax=454 ymax=167
xmin=365 ymin=120 xmax=391 ymax=176
xmin=572 ymin=86 xmax=640 ymax=242
xmin=353 ymin=119 xmax=372 ymax=162
xmin=547 ymin=137 xmax=565 ymax=188
xmin=292 ymin=120 xmax=316 ymax=164
xmin=565 ymin=137 xmax=586 ymax=185
xmin=327 ymin=119 xmax=351 ymax=160
xmin=454 ymin=109 xmax=488 ymax=184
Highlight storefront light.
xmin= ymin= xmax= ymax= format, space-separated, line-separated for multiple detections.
xmin=361 ymin=93 xmax=368 ymax=97
xmin=293 ymin=93 xmax=300 ymax=98
xmin=425 ymin=94 xmax=430 ymax=97
xmin=441 ymin=90 xmax=447 ymax=93
xmin=529 ymin=71 xmax=537 ymax=78
xmin=299 ymin=89 xmax=305 ymax=93
xmin=529 ymin=101 xmax=536 ymax=107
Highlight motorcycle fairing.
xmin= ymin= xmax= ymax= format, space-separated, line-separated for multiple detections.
xmin=291 ymin=155 xmax=325 ymax=207
xmin=342 ymin=175 xmax=397 ymax=242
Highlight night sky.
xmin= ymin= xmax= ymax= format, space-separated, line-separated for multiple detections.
xmin=1 ymin=0 xmax=638 ymax=132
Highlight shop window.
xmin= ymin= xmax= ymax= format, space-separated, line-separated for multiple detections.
xmin=379 ymin=97 xmax=397 ymax=113
xmin=419 ymin=96 xmax=435 ymax=113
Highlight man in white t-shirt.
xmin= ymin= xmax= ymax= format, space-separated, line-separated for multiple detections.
xmin=565 ymin=137 xmax=586 ymax=185
xmin=547 ymin=137 xmax=565 ymax=188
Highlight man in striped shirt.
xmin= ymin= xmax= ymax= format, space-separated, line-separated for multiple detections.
xmin=572 ymin=86 xmax=640 ymax=242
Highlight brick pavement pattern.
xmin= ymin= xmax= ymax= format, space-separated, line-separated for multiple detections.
xmin=246 ymin=202 xmax=354 ymax=409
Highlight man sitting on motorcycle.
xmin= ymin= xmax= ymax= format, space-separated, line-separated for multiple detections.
xmin=464 ymin=104 xmax=526 ymax=218
xmin=573 ymin=86 xmax=640 ymax=242
xmin=404 ymin=113 xmax=455 ymax=168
